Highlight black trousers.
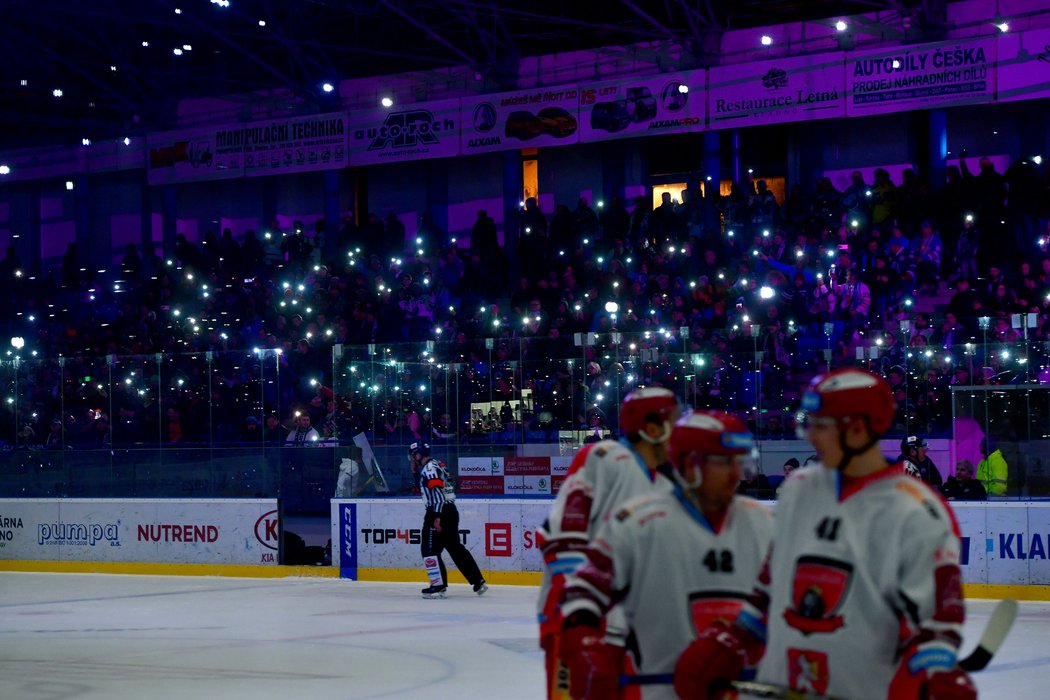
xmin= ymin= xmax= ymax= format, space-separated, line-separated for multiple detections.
xmin=421 ymin=505 xmax=483 ymax=587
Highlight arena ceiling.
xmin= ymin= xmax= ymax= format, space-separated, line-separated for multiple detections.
xmin=0 ymin=0 xmax=949 ymax=152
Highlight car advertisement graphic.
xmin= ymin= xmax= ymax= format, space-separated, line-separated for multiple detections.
xmin=578 ymin=71 xmax=704 ymax=143
xmin=461 ymin=88 xmax=580 ymax=154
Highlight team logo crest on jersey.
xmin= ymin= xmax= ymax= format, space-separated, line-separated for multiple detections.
xmin=689 ymin=591 xmax=748 ymax=632
xmin=783 ymin=556 xmax=853 ymax=635
xmin=787 ymin=648 xmax=830 ymax=695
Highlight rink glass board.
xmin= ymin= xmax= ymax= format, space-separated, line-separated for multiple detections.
xmin=332 ymin=498 xmax=1050 ymax=586
xmin=0 ymin=498 xmax=279 ymax=565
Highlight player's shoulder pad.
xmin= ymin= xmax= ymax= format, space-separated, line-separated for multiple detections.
xmin=733 ymin=495 xmax=774 ymax=518
xmin=576 ymin=439 xmax=630 ymax=469
xmin=777 ymin=463 xmax=823 ymax=499
xmin=609 ymin=492 xmax=670 ymax=526
xmin=893 ymin=472 xmax=962 ymax=537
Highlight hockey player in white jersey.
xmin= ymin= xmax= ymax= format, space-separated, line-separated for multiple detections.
xmin=537 ymin=387 xmax=680 ymax=699
xmin=558 ymin=411 xmax=774 ymax=700
xmin=674 ymin=368 xmax=975 ymax=700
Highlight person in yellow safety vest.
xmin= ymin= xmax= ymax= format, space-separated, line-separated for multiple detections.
xmin=976 ymin=437 xmax=1008 ymax=496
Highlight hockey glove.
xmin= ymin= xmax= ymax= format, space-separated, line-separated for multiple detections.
xmin=890 ymin=637 xmax=972 ymax=700
xmin=924 ymin=669 xmax=977 ymax=700
xmin=673 ymin=621 xmax=750 ymax=700
xmin=560 ymin=623 xmax=624 ymax=700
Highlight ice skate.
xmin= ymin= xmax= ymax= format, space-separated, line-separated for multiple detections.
xmin=421 ymin=584 xmax=447 ymax=599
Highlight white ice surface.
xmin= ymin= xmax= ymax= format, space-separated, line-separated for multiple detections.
xmin=0 ymin=573 xmax=1045 ymax=700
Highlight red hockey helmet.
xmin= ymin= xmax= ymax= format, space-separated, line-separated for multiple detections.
xmin=798 ymin=367 xmax=895 ymax=438
xmin=619 ymin=387 xmax=679 ymax=443
xmin=668 ymin=410 xmax=755 ymax=487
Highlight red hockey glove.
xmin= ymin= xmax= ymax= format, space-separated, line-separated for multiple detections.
xmin=560 ymin=624 xmax=624 ymax=700
xmin=673 ymin=621 xmax=749 ymax=700
xmin=924 ymin=669 xmax=977 ymax=700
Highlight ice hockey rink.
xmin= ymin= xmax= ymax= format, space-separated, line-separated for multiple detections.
xmin=0 ymin=573 xmax=1046 ymax=700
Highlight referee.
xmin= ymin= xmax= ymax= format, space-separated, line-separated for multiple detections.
xmin=410 ymin=442 xmax=488 ymax=598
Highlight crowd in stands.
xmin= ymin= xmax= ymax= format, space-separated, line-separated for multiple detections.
xmin=2 ymin=152 xmax=1050 ymax=449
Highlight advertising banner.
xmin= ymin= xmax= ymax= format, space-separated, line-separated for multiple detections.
xmin=460 ymin=87 xmax=580 ymax=156
xmin=332 ymin=499 xmax=1050 ymax=586
xmin=953 ymin=503 xmax=1050 ymax=586
xmin=709 ymin=53 xmax=845 ymax=129
xmin=331 ymin=498 xmax=548 ymax=577
xmin=146 ymin=125 xmax=244 ymax=185
xmin=996 ymin=28 xmax=1050 ymax=103
xmin=337 ymin=502 xmax=357 ymax=579
xmin=348 ymin=98 xmax=460 ymax=165
xmin=241 ymin=113 xmax=348 ymax=177
xmin=578 ymin=71 xmax=703 ymax=142
xmin=459 ymin=456 xmax=505 ymax=477
xmin=846 ymin=37 xmax=994 ymax=116
xmin=0 ymin=498 xmax=278 ymax=565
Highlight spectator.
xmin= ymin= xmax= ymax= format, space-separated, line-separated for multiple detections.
xmin=835 ymin=267 xmax=871 ymax=338
xmin=285 ymin=413 xmax=320 ymax=446
xmin=749 ymin=179 xmax=779 ymax=232
xmin=940 ymin=459 xmax=987 ymax=501
xmin=976 ymin=437 xmax=1008 ymax=496
xmin=264 ymin=414 xmax=284 ymax=446
xmin=960 ymin=150 xmax=1007 ymax=265
xmin=870 ymin=168 xmax=896 ymax=227
xmin=912 ymin=221 xmax=943 ymax=294
xmin=776 ymin=457 xmax=800 ymax=498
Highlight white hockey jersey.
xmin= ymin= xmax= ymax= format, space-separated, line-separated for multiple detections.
xmin=537 ymin=439 xmax=672 ymax=635
xmin=741 ymin=464 xmax=964 ymax=700
xmin=562 ymin=489 xmax=774 ymax=700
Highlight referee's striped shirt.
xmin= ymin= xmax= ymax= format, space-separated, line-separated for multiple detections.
xmin=420 ymin=459 xmax=454 ymax=512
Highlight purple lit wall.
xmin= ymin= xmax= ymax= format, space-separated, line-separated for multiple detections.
xmin=367 ymin=161 xmax=428 ymax=246
xmin=110 ymin=213 xmax=143 ymax=252
xmin=2 ymin=99 xmax=1049 ymax=273
xmin=39 ymin=192 xmax=72 ymax=265
xmin=448 ymin=155 xmax=503 ymax=244
xmin=0 ymin=201 xmax=10 ymax=252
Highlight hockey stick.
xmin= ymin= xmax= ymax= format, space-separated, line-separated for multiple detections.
xmin=958 ymin=597 xmax=1017 ymax=671
xmin=623 ymin=598 xmax=1018 ymax=694
xmin=621 ymin=675 xmax=846 ymax=700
